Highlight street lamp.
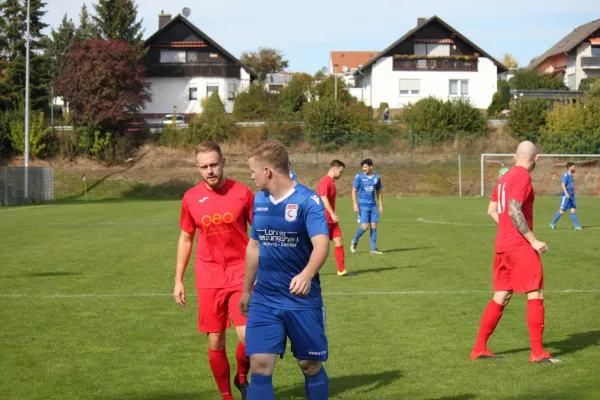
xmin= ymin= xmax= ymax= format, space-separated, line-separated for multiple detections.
xmin=334 ymin=64 xmax=338 ymax=101
xmin=24 ymin=0 xmax=31 ymax=201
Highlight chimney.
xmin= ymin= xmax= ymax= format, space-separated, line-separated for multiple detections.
xmin=159 ymin=10 xmax=172 ymax=30
xmin=417 ymin=17 xmax=427 ymax=27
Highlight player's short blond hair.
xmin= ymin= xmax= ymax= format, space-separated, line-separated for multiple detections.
xmin=195 ymin=141 xmax=223 ymax=159
xmin=247 ymin=140 xmax=289 ymax=174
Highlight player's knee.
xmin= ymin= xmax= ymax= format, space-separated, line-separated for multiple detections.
xmin=298 ymin=359 xmax=322 ymax=376
xmin=236 ymin=328 xmax=246 ymax=345
xmin=207 ymin=332 xmax=226 ymax=351
xmin=334 ymin=237 xmax=343 ymax=247
xmin=370 ymin=223 xmax=377 ymax=229
xmin=571 ymin=209 xmax=577 ymax=214
xmin=249 ymin=355 xmax=275 ymax=376
xmin=493 ymin=291 xmax=513 ymax=306
xmin=527 ymin=288 xmax=544 ymax=300
xmin=360 ymin=224 xmax=368 ymax=231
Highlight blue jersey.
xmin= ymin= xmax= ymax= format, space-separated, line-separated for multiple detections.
xmin=250 ymin=184 xmax=329 ymax=309
xmin=289 ymin=171 xmax=297 ymax=182
xmin=353 ymin=173 xmax=382 ymax=206
xmin=561 ymin=172 xmax=574 ymax=196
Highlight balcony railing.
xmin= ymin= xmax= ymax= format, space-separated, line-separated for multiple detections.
xmin=393 ymin=56 xmax=478 ymax=72
xmin=581 ymin=56 xmax=600 ymax=69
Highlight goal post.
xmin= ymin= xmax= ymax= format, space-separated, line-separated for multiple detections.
xmin=481 ymin=153 xmax=600 ymax=197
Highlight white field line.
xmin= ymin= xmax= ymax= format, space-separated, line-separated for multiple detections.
xmin=1 ymin=289 xmax=599 ymax=299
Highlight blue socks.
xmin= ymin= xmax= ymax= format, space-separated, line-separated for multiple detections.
xmin=247 ymin=374 xmax=274 ymax=400
xmin=370 ymin=228 xmax=377 ymax=251
xmin=551 ymin=211 xmax=580 ymax=228
xmin=551 ymin=211 xmax=562 ymax=225
xmin=353 ymin=227 xmax=367 ymax=244
xmin=304 ymin=367 xmax=329 ymax=400
xmin=571 ymin=212 xmax=580 ymax=228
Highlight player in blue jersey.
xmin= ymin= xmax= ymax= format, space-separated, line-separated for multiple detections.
xmin=289 ymin=161 xmax=297 ymax=182
xmin=351 ymin=159 xmax=384 ymax=254
xmin=240 ymin=140 xmax=330 ymax=400
xmin=550 ymin=162 xmax=582 ymax=230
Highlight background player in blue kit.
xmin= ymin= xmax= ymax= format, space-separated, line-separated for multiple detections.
xmin=550 ymin=162 xmax=582 ymax=230
xmin=289 ymin=161 xmax=297 ymax=182
xmin=351 ymin=159 xmax=384 ymax=254
xmin=239 ymin=140 xmax=330 ymax=400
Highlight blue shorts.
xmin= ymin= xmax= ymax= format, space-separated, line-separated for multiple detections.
xmin=358 ymin=205 xmax=379 ymax=224
xmin=560 ymin=195 xmax=576 ymax=211
xmin=245 ymin=302 xmax=328 ymax=361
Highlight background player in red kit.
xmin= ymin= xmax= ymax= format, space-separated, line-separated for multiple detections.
xmin=174 ymin=141 xmax=255 ymax=399
xmin=317 ymin=160 xmax=352 ymax=276
xmin=470 ymin=141 xmax=562 ymax=364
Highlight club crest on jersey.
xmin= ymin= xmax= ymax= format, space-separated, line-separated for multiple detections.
xmin=285 ymin=204 xmax=298 ymax=222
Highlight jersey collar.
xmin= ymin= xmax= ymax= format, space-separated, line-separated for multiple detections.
xmin=269 ymin=186 xmax=296 ymax=205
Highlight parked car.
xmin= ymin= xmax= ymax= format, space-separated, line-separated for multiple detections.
xmin=163 ymin=114 xmax=185 ymax=126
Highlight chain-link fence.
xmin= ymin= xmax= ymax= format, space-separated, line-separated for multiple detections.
xmin=0 ymin=167 xmax=54 ymax=206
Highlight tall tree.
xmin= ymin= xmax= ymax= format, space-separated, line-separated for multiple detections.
xmin=54 ymin=39 xmax=151 ymax=133
xmin=47 ymin=14 xmax=75 ymax=83
xmin=240 ymin=47 xmax=289 ymax=82
xmin=502 ymin=53 xmax=518 ymax=69
xmin=75 ymin=4 xmax=95 ymax=43
xmin=0 ymin=0 xmax=49 ymax=111
xmin=92 ymin=0 xmax=144 ymax=47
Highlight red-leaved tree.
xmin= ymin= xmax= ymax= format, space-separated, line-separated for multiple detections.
xmin=55 ymin=39 xmax=151 ymax=132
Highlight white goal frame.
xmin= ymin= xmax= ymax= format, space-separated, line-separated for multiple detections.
xmin=480 ymin=153 xmax=600 ymax=196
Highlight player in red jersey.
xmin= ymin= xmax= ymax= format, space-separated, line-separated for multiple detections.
xmin=174 ymin=141 xmax=255 ymax=399
xmin=470 ymin=141 xmax=562 ymax=364
xmin=317 ymin=159 xmax=352 ymax=276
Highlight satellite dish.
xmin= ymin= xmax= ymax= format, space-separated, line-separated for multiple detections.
xmin=182 ymin=7 xmax=191 ymax=17
xmin=342 ymin=65 xmax=349 ymax=73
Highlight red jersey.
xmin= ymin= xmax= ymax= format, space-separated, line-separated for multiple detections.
xmin=317 ymin=175 xmax=336 ymax=224
xmin=492 ymin=166 xmax=535 ymax=253
xmin=180 ymin=179 xmax=254 ymax=289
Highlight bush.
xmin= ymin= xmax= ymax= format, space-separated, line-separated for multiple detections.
xmin=302 ymin=97 xmax=353 ymax=150
xmin=541 ymin=98 xmax=600 ymax=153
xmin=507 ymin=98 xmax=548 ymax=142
xmin=510 ymin=69 xmax=567 ymax=90
xmin=402 ymin=97 xmax=485 ymax=144
xmin=487 ymin=92 xmax=505 ymax=116
xmin=233 ymin=83 xmax=278 ymax=121
xmin=578 ymin=78 xmax=599 ymax=92
xmin=9 ymin=111 xmax=53 ymax=157
xmin=0 ymin=109 xmax=23 ymax=157
xmin=187 ymin=93 xmax=237 ymax=144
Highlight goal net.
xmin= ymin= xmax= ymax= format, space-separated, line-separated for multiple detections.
xmin=480 ymin=154 xmax=600 ymax=197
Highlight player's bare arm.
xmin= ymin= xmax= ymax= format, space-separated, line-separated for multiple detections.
xmin=289 ymin=234 xmax=330 ymax=297
xmin=487 ymin=201 xmax=499 ymax=224
xmin=320 ymin=195 xmax=339 ymax=222
xmin=174 ymin=230 xmax=194 ymax=307
xmin=377 ymin=189 xmax=383 ymax=214
xmin=352 ymin=188 xmax=359 ymax=212
xmin=508 ymin=199 xmax=548 ymax=253
xmin=240 ymin=238 xmax=260 ymax=317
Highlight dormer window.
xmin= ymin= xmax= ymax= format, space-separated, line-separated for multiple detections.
xmin=414 ymin=43 xmax=450 ymax=56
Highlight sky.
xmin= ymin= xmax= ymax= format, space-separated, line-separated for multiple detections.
xmin=44 ymin=0 xmax=600 ymax=73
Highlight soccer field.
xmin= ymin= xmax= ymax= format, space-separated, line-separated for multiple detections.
xmin=1 ymin=196 xmax=599 ymax=400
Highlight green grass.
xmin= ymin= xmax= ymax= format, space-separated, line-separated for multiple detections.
xmin=1 ymin=196 xmax=599 ymax=399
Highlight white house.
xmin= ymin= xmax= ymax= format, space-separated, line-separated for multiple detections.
xmin=529 ymin=19 xmax=600 ymax=90
xmin=141 ymin=12 xmax=257 ymax=120
xmin=349 ymin=16 xmax=507 ymax=110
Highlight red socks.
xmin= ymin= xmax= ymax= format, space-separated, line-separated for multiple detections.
xmin=527 ymin=299 xmax=545 ymax=357
xmin=208 ymin=348 xmax=233 ymax=400
xmin=334 ymin=246 xmax=345 ymax=273
xmin=235 ymin=342 xmax=249 ymax=385
xmin=474 ymin=300 xmax=505 ymax=352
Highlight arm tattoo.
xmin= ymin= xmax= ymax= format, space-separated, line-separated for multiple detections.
xmin=508 ymin=199 xmax=531 ymax=236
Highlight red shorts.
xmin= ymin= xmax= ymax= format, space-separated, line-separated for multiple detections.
xmin=197 ymin=284 xmax=247 ymax=333
xmin=328 ymin=223 xmax=342 ymax=239
xmin=493 ymin=247 xmax=544 ymax=293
